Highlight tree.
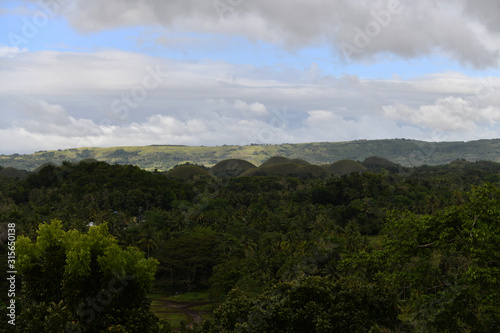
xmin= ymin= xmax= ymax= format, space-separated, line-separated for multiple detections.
xmin=15 ymin=220 xmax=167 ymax=332
xmin=200 ymin=276 xmax=400 ymax=332
xmin=377 ymin=184 xmax=500 ymax=332
xmin=153 ymin=229 xmax=218 ymax=291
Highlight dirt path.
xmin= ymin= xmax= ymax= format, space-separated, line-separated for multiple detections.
xmin=156 ymin=299 xmax=212 ymax=326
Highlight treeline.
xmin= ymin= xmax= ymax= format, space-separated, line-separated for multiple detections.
xmin=1 ymin=158 xmax=500 ymax=331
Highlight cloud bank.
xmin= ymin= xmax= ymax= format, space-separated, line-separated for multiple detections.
xmin=1 ymin=49 xmax=499 ymax=154
xmin=2 ymin=0 xmax=500 ymax=154
xmin=17 ymin=0 xmax=500 ymax=69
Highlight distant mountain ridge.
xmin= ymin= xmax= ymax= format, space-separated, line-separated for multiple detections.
xmin=2 ymin=139 xmax=500 ymax=171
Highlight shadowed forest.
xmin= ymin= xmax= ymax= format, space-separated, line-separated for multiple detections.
xmin=1 ymin=155 xmax=500 ymax=332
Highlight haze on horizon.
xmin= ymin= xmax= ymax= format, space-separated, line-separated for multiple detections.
xmin=1 ymin=0 xmax=500 ymax=155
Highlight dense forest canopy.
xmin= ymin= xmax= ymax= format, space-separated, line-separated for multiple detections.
xmin=1 ymin=155 xmax=500 ymax=332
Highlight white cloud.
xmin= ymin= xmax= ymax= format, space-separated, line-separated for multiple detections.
xmin=0 ymin=48 xmax=499 ymax=154
xmin=233 ymin=100 xmax=268 ymax=116
xmin=298 ymin=110 xmax=423 ymax=142
xmin=18 ymin=0 xmax=500 ymax=68
xmin=0 ymin=110 xmax=295 ymax=154
xmin=0 ymin=45 xmax=27 ymax=57
xmin=383 ymin=96 xmax=500 ymax=132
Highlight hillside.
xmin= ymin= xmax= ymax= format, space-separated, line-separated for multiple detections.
xmin=2 ymin=139 xmax=500 ymax=171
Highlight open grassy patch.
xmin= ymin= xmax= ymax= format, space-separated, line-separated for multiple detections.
xmin=149 ymin=291 xmax=216 ymax=330
xmin=190 ymin=303 xmax=217 ymax=312
xmin=164 ymin=290 xmax=210 ymax=302
xmin=158 ymin=310 xmax=193 ymax=328
xmin=150 ymin=299 xmax=164 ymax=307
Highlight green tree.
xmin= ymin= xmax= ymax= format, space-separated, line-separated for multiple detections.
xmin=154 ymin=229 xmax=218 ymax=290
xmin=200 ymin=276 xmax=400 ymax=332
xmin=377 ymin=184 xmax=500 ymax=332
xmin=15 ymin=220 xmax=165 ymax=332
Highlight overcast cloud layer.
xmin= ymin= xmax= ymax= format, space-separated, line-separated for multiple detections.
xmin=35 ymin=0 xmax=500 ymax=68
xmin=1 ymin=0 xmax=500 ymax=154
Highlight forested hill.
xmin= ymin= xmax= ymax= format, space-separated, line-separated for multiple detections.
xmin=3 ymin=138 xmax=500 ymax=171
xmin=3 ymin=156 xmax=500 ymax=331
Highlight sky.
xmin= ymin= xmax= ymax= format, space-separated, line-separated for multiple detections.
xmin=1 ymin=0 xmax=500 ymax=154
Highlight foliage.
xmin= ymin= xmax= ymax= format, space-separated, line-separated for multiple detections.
xmin=153 ymin=229 xmax=218 ymax=290
xmin=200 ymin=276 xmax=399 ymax=332
xmin=375 ymin=184 xmax=500 ymax=332
xmin=327 ymin=159 xmax=367 ymax=175
xmin=240 ymin=161 xmax=329 ymax=178
xmin=164 ymin=164 xmax=213 ymax=181
xmin=2 ymin=157 xmax=500 ymax=331
xmin=210 ymin=159 xmax=257 ymax=177
xmin=15 ymin=220 xmax=164 ymax=333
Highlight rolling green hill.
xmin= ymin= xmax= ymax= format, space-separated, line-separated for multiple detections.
xmin=210 ymin=159 xmax=257 ymax=177
xmin=2 ymin=139 xmax=500 ymax=171
xmin=327 ymin=159 xmax=367 ymax=175
xmin=240 ymin=161 xmax=329 ymax=178
xmin=164 ymin=164 xmax=213 ymax=180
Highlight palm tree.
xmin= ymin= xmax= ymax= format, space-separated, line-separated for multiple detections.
xmin=138 ymin=222 xmax=158 ymax=257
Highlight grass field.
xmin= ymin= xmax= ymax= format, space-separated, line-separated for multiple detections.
xmin=162 ymin=290 xmax=210 ymax=302
xmin=150 ymin=291 xmax=216 ymax=330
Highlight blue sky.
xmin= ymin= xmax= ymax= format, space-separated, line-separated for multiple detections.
xmin=1 ymin=0 xmax=500 ymax=155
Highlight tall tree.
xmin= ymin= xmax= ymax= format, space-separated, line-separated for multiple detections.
xmin=15 ymin=220 xmax=168 ymax=332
